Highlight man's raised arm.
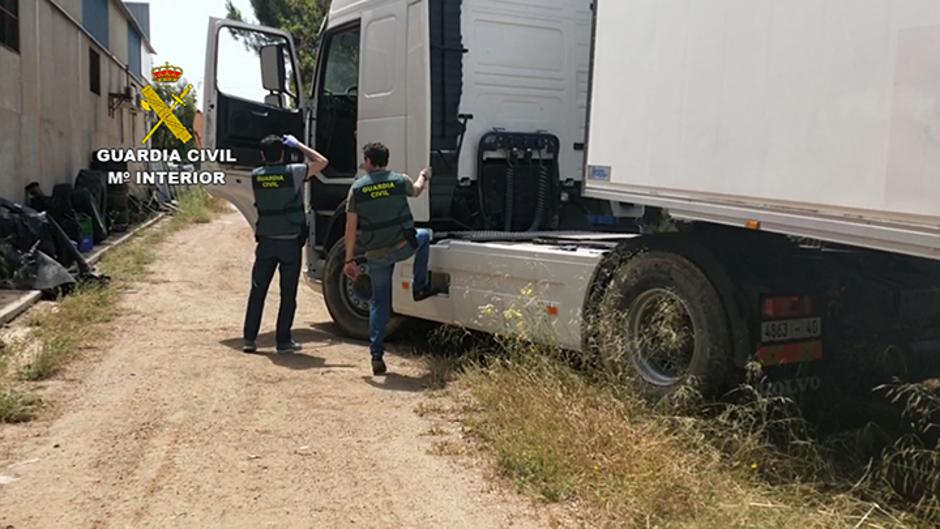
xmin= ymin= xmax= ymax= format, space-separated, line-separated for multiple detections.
xmin=282 ymin=134 xmax=329 ymax=178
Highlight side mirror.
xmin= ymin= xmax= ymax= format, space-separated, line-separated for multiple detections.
xmin=260 ymin=44 xmax=286 ymax=92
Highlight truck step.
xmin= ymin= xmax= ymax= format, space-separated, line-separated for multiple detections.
xmin=429 ymin=271 xmax=451 ymax=296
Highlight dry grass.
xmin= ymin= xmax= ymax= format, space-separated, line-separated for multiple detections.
xmin=418 ymin=296 xmax=940 ymax=529
xmin=426 ymin=354 xmax=462 ymax=390
xmin=421 ymin=325 xmax=488 ymax=391
xmin=0 ymin=350 xmax=36 ymax=421
xmin=414 ymin=400 xmax=449 ymax=418
xmin=455 ymin=352 xmax=935 ymax=528
xmin=98 ymin=231 xmax=161 ymax=279
xmin=170 ymin=187 xmax=230 ymax=226
xmin=431 ymin=438 xmax=469 ymax=457
xmin=422 ymin=424 xmax=448 ymax=437
xmin=19 ymin=284 xmax=119 ymax=381
xmin=0 ymin=188 xmax=223 ymax=422
xmin=0 ymin=387 xmax=39 ymax=423
xmin=873 ymin=383 xmax=940 ymax=519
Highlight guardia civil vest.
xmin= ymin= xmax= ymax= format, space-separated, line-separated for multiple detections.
xmin=251 ymin=165 xmax=305 ymax=238
xmin=352 ymin=171 xmax=416 ymax=253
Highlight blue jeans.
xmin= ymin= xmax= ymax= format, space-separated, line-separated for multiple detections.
xmin=367 ymin=229 xmax=431 ymax=360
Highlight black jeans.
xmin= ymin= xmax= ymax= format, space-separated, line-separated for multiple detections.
xmin=243 ymin=237 xmax=303 ymax=346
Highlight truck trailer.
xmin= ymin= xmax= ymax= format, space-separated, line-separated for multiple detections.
xmin=203 ymin=0 xmax=940 ymax=397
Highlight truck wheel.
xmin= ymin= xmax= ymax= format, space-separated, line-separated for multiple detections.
xmin=323 ymin=239 xmax=404 ymax=341
xmin=598 ymin=251 xmax=732 ymax=399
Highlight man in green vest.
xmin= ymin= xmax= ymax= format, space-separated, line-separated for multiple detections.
xmin=343 ymin=142 xmax=442 ymax=375
xmin=243 ymin=134 xmax=328 ymax=354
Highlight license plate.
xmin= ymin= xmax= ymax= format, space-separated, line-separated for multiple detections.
xmin=761 ymin=317 xmax=822 ymax=343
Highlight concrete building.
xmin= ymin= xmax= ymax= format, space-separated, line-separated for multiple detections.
xmin=0 ymin=0 xmax=155 ymax=202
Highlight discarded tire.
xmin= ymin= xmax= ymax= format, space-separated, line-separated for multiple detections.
xmin=107 ymin=181 xmax=131 ymax=232
xmin=50 ymin=184 xmax=80 ymax=242
xmin=25 ymin=182 xmax=50 ymax=212
xmin=74 ymin=169 xmax=109 ymax=216
xmin=110 ymin=211 xmax=129 ymax=233
xmin=108 ymin=193 xmax=129 ymax=209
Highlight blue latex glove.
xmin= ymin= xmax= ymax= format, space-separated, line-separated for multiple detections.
xmin=282 ymin=134 xmax=301 ymax=149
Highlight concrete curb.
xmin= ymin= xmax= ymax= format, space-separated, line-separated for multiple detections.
xmin=0 ymin=291 xmax=43 ymax=326
xmin=0 ymin=212 xmax=168 ymax=326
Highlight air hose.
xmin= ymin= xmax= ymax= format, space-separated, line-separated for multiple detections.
xmin=504 ymin=150 xmax=517 ymax=231
xmin=476 ymin=167 xmax=490 ymax=229
xmin=527 ymin=153 xmax=549 ymax=232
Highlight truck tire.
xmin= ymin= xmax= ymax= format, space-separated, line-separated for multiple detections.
xmin=322 ymin=239 xmax=404 ymax=341
xmin=597 ymin=251 xmax=732 ymax=399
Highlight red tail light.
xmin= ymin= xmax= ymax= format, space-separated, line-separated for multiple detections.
xmin=762 ymin=296 xmax=814 ymax=320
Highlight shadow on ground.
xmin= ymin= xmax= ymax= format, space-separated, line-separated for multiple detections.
xmin=219 ymin=328 xmax=357 ymax=370
xmin=221 ymin=328 xmax=353 ymax=351
xmin=362 ymin=372 xmax=432 ymax=393
xmin=254 ymin=352 xmax=355 ymax=371
xmin=305 ymin=322 xmax=370 ymax=347
xmin=306 ymin=321 xmax=432 ymax=358
xmin=221 ymin=323 xmax=439 ymax=384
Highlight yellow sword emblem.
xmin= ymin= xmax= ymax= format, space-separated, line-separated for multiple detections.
xmin=140 ymin=83 xmax=194 ymax=145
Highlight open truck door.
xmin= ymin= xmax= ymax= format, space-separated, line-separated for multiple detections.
xmin=202 ymin=17 xmax=306 ymax=230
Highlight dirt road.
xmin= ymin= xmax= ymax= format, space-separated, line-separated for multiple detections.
xmin=0 ymin=212 xmax=549 ymax=528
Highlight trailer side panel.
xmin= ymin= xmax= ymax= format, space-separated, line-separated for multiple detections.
xmin=585 ymin=0 xmax=940 ymax=257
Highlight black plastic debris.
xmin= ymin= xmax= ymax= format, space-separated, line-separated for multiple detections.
xmin=0 ymin=198 xmax=103 ymax=293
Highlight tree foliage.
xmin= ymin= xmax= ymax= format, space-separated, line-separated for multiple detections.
xmin=149 ymin=79 xmax=198 ymax=158
xmin=224 ymin=0 xmax=330 ymax=90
